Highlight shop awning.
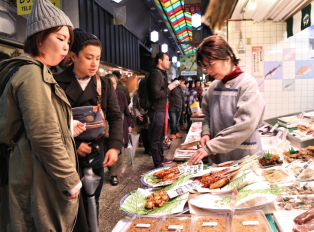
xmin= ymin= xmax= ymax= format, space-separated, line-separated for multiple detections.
xmin=287 ymin=2 xmax=314 ymax=38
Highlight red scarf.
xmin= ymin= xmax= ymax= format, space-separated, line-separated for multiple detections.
xmin=222 ymin=66 xmax=244 ymax=83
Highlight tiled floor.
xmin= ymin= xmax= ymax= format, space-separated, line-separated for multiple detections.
xmin=98 ymin=129 xmax=187 ymax=232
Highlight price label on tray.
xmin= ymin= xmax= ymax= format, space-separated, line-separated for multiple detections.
xmin=243 ymin=221 xmax=259 ymax=226
xmin=153 ymin=181 xmax=174 ymax=188
xmin=202 ymin=222 xmax=218 ymax=227
xmin=276 ymin=140 xmax=291 ymax=154
xmin=136 ymin=224 xmax=151 ymax=228
xmin=295 ymin=159 xmax=314 ymax=179
xmin=167 ymin=181 xmax=202 ymax=199
xmin=168 ymin=225 xmax=183 ymax=230
xmin=270 ymin=123 xmax=279 ymax=132
xmin=184 ymin=163 xmax=203 ymax=175
xmin=178 ymin=163 xmax=188 ymax=174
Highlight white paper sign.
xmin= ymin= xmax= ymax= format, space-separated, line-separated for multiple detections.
xmin=167 ymin=181 xmax=202 ymax=199
xmin=178 ymin=163 xmax=188 ymax=174
xmin=168 ymin=225 xmax=183 ymax=230
xmin=282 ymin=128 xmax=289 ymax=141
xmin=270 ymin=123 xmax=279 ymax=132
xmin=252 ymin=46 xmax=264 ymax=79
xmin=136 ymin=224 xmax=151 ymax=228
xmin=153 ymin=181 xmax=173 ymax=188
xmin=202 ymin=222 xmax=218 ymax=227
xmin=243 ymin=221 xmax=259 ymax=225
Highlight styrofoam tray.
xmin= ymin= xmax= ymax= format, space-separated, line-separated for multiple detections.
xmin=273 ymin=211 xmax=305 ymax=232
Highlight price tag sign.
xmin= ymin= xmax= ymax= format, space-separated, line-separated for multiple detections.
xmin=136 ymin=224 xmax=151 ymax=228
xmin=230 ymin=187 xmax=238 ymax=217
xmin=168 ymin=225 xmax=183 ymax=230
xmin=196 ymin=163 xmax=203 ymax=174
xmin=270 ymin=123 xmax=279 ymax=132
xmin=185 ymin=165 xmax=194 ymax=175
xmin=202 ymin=222 xmax=218 ymax=227
xmin=295 ymin=159 xmax=314 ymax=179
xmin=167 ymin=181 xmax=202 ymax=199
xmin=178 ymin=163 xmax=187 ymax=174
xmin=153 ymin=181 xmax=173 ymax=188
xmin=282 ymin=128 xmax=289 ymax=141
xmin=243 ymin=221 xmax=259 ymax=226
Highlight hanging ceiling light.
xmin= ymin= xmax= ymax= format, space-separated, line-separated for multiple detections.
xmin=112 ymin=0 xmax=123 ymax=3
xmin=150 ymin=30 xmax=159 ymax=42
xmin=172 ymin=56 xmax=177 ymax=63
xmin=161 ymin=43 xmax=168 ymax=53
xmin=249 ymin=0 xmax=256 ymax=10
xmin=192 ymin=13 xmax=202 ymax=28
xmin=177 ymin=61 xmax=180 ymax=67
xmin=99 ymin=68 xmax=105 ymax=73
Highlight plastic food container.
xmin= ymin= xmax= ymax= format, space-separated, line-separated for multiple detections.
xmin=259 ymin=166 xmax=295 ymax=184
xmin=232 ymin=210 xmax=273 ymax=232
xmin=121 ymin=216 xmax=163 ymax=232
xmin=191 ymin=213 xmax=230 ymax=232
xmin=156 ymin=215 xmax=193 ymax=232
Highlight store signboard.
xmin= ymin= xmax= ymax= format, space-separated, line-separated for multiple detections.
xmin=17 ymin=0 xmax=60 ymax=15
xmin=180 ymin=54 xmax=197 ymax=76
xmin=252 ymin=46 xmax=264 ymax=79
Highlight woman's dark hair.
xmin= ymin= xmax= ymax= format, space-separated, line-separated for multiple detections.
xmin=194 ymin=79 xmax=201 ymax=86
xmin=24 ymin=26 xmax=74 ymax=57
xmin=196 ymin=35 xmax=239 ymax=67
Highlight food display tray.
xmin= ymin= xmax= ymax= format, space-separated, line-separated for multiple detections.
xmin=232 ymin=210 xmax=273 ymax=232
xmin=273 ymin=211 xmax=305 ymax=232
xmin=121 ymin=216 xmax=163 ymax=232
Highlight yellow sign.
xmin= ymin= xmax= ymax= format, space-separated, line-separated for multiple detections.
xmin=17 ymin=0 xmax=60 ymax=15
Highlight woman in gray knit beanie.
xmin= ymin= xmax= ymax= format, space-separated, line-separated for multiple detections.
xmin=0 ymin=0 xmax=85 ymax=231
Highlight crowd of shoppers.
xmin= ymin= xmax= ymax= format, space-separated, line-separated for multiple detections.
xmin=0 ymin=0 xmax=204 ymax=230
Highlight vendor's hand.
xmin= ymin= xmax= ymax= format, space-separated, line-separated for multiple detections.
xmin=128 ymin=127 xmax=132 ymax=133
xmin=200 ymin=134 xmax=210 ymax=147
xmin=73 ymin=122 xmax=86 ymax=137
xmin=168 ymin=82 xmax=179 ymax=91
xmin=138 ymin=115 xmax=143 ymax=121
xmin=188 ymin=148 xmax=209 ymax=165
xmin=67 ymin=189 xmax=80 ymax=199
xmin=103 ymin=148 xmax=119 ymax=167
xmin=77 ymin=142 xmax=92 ymax=157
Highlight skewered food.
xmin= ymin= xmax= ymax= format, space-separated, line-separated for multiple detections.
xmin=194 ymin=169 xmax=231 ymax=189
xmin=145 ymin=190 xmax=170 ymax=210
xmin=278 ymin=183 xmax=314 ymax=195
xmin=154 ymin=164 xmax=180 ymax=179
xmin=261 ymin=169 xmax=289 ymax=183
xmin=294 ymin=208 xmax=314 ymax=225
xmin=258 ymin=154 xmax=283 ymax=167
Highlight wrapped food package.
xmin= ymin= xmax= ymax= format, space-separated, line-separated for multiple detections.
xmin=294 ymin=209 xmax=314 ymax=225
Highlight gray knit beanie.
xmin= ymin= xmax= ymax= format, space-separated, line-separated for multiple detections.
xmin=26 ymin=0 xmax=73 ymax=38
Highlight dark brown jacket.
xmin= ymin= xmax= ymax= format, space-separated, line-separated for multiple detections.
xmin=54 ymin=65 xmax=123 ymax=158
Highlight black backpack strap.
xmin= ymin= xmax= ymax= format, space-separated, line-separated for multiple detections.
xmin=1 ymin=61 xmax=30 ymax=148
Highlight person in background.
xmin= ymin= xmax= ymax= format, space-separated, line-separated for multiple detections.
xmin=106 ymin=74 xmax=132 ymax=186
xmin=186 ymin=83 xmax=199 ymax=131
xmin=188 ymin=35 xmax=265 ymax=166
xmin=147 ymin=52 xmax=178 ymax=168
xmin=54 ymin=28 xmax=123 ymax=223
xmin=168 ymin=75 xmax=186 ymax=140
xmin=113 ymin=70 xmax=131 ymax=105
xmin=179 ymin=76 xmax=187 ymax=131
xmin=133 ymin=79 xmax=150 ymax=155
xmin=194 ymin=79 xmax=204 ymax=105
xmin=185 ymin=82 xmax=190 ymax=93
xmin=0 ymin=0 xmax=84 ymax=230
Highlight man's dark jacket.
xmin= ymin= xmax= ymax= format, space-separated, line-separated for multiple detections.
xmin=147 ymin=67 xmax=170 ymax=112
xmin=117 ymin=81 xmax=131 ymax=105
xmin=54 ymin=65 xmax=123 ymax=160
xmin=168 ymin=85 xmax=186 ymax=111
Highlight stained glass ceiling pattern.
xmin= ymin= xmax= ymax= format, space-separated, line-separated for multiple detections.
xmin=156 ymin=0 xmax=197 ymax=55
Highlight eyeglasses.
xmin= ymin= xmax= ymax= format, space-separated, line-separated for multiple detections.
xmin=204 ymin=61 xmax=217 ymax=69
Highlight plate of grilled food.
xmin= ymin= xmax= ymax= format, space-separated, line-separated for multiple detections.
xmin=119 ymin=187 xmax=190 ymax=217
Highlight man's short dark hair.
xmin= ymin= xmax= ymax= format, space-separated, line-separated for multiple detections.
xmin=74 ymin=39 xmax=102 ymax=57
xmin=112 ymin=70 xmax=121 ymax=79
xmin=0 ymin=51 xmax=10 ymax=62
xmin=178 ymin=75 xmax=185 ymax=81
xmin=155 ymin=52 xmax=168 ymax=65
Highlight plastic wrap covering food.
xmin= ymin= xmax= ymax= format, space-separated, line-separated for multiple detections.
xmin=125 ymin=218 xmax=160 ymax=232
xmin=294 ymin=208 xmax=314 ymax=225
